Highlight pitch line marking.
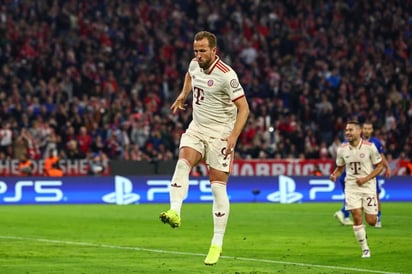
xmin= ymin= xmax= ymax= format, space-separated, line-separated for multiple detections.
xmin=0 ymin=235 xmax=400 ymax=274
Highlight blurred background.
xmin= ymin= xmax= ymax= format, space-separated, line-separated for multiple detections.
xmin=0 ymin=0 xmax=411 ymax=178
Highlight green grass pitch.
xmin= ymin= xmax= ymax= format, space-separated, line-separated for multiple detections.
xmin=0 ymin=202 xmax=411 ymax=273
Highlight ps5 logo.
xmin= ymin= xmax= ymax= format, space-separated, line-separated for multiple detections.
xmin=0 ymin=180 xmax=63 ymax=203
xmin=267 ymin=175 xmax=303 ymax=203
xmin=102 ymin=176 xmax=140 ymax=205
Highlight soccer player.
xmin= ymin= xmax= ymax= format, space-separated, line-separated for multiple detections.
xmin=361 ymin=122 xmax=391 ymax=228
xmin=330 ymin=121 xmax=383 ymax=258
xmin=159 ymin=31 xmax=250 ymax=266
xmin=333 ymin=122 xmax=391 ymax=227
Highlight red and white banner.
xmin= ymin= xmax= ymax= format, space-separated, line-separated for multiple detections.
xmin=213 ymin=159 xmax=409 ymax=176
xmin=0 ymin=159 xmax=110 ymax=176
xmin=0 ymin=159 xmax=409 ymax=176
xmin=231 ymin=159 xmax=408 ymax=176
xmin=231 ymin=159 xmax=334 ymax=176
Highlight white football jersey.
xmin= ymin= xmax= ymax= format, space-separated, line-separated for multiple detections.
xmin=336 ymin=139 xmax=382 ymax=193
xmin=187 ymin=56 xmax=245 ymax=138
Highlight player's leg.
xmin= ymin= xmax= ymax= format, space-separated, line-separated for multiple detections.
xmin=335 ymin=203 xmax=353 ymax=225
xmin=334 ymin=176 xmax=353 ymax=225
xmin=364 ymin=193 xmax=379 ymax=227
xmin=204 ymin=169 xmax=229 ymax=265
xmin=347 ymin=192 xmax=371 ymax=258
xmin=334 ymin=203 xmax=346 ymax=225
xmin=204 ymin=138 xmax=232 ymax=265
xmin=342 ymin=206 xmax=353 ymax=225
xmin=160 ymin=133 xmax=203 ymax=228
xmin=375 ymin=178 xmax=382 ymax=228
xmin=351 ymin=208 xmax=371 ymax=258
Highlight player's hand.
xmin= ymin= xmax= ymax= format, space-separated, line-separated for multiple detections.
xmin=356 ymin=177 xmax=367 ymax=186
xmin=170 ymin=98 xmax=187 ymax=114
xmin=329 ymin=174 xmax=337 ymax=182
xmin=222 ymin=136 xmax=236 ymax=156
xmin=384 ymin=168 xmax=392 ymax=178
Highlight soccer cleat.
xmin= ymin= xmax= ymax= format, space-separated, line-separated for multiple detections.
xmin=159 ymin=209 xmax=181 ymax=228
xmin=361 ymin=249 xmax=371 ymax=258
xmin=204 ymin=245 xmax=222 ymax=265
xmin=375 ymin=220 xmax=382 ymax=228
xmin=343 ymin=218 xmax=354 ymax=226
xmin=334 ymin=211 xmax=345 ymax=225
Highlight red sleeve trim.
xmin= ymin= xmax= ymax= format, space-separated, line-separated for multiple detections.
xmin=232 ymin=95 xmax=245 ymax=102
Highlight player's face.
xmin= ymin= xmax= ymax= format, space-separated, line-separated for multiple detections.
xmin=193 ymin=38 xmax=216 ymax=70
xmin=345 ymin=124 xmax=361 ymax=144
xmin=362 ymin=124 xmax=373 ymax=139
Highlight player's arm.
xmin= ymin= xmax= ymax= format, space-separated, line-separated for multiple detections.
xmin=171 ymin=72 xmax=192 ymax=114
xmin=224 ymin=96 xmax=249 ymax=154
xmin=330 ymin=165 xmax=345 ymax=182
xmin=381 ymin=153 xmax=392 ymax=178
xmin=356 ymin=161 xmax=383 ymax=185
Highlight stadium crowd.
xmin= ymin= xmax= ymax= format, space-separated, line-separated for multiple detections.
xmin=0 ymin=0 xmax=411 ymax=164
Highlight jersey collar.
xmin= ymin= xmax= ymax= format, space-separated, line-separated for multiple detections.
xmin=350 ymin=138 xmax=363 ymax=150
xmin=203 ymin=56 xmax=220 ymax=74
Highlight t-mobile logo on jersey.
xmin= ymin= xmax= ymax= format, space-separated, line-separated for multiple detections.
xmin=102 ymin=176 xmax=140 ymax=205
xmin=266 ymin=175 xmax=303 ymax=203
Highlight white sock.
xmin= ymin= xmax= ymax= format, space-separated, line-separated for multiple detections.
xmin=353 ymin=224 xmax=369 ymax=250
xmin=169 ymin=159 xmax=191 ymax=216
xmin=210 ymin=182 xmax=230 ymax=247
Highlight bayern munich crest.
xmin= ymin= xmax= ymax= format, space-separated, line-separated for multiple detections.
xmin=207 ymin=80 xmax=214 ymax=86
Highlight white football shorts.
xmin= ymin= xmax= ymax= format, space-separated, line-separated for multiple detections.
xmin=345 ymin=191 xmax=378 ymax=215
xmin=179 ymin=130 xmax=233 ymax=173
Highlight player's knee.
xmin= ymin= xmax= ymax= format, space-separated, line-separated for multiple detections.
xmin=171 ymin=159 xmax=192 ymax=183
xmin=365 ymin=214 xmax=377 ymax=226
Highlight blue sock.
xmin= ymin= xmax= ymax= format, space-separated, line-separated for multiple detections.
xmin=378 ymin=211 xmax=381 ymax=221
xmin=341 ymin=205 xmax=350 ymax=218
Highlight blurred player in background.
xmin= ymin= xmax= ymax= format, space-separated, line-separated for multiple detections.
xmin=159 ymin=31 xmax=250 ymax=266
xmin=361 ymin=121 xmax=391 ymax=228
xmin=330 ymin=121 xmax=383 ymax=258
xmin=333 ymin=170 xmax=354 ymax=226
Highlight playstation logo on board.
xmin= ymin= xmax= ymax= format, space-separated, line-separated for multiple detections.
xmin=266 ymin=175 xmax=303 ymax=203
xmin=102 ymin=176 xmax=140 ymax=205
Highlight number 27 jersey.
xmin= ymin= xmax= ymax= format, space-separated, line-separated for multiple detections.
xmin=187 ymin=56 xmax=246 ymax=138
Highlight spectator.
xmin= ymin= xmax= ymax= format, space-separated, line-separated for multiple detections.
xmin=76 ymin=126 xmax=92 ymax=155
xmin=407 ymin=159 xmax=412 ymax=175
xmin=312 ymin=164 xmax=322 ymax=176
xmin=44 ymin=149 xmax=63 ymax=177
xmin=0 ymin=0 xmax=410 ymax=162
xmin=65 ymin=140 xmax=85 ymax=159
xmin=0 ymin=122 xmax=13 ymax=155
xmin=18 ymin=154 xmax=34 ymax=176
xmin=87 ymin=152 xmax=105 ymax=176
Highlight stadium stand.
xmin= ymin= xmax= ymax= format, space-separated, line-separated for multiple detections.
xmin=0 ymin=0 xmax=411 ymax=162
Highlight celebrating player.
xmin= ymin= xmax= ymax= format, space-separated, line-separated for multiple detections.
xmin=330 ymin=121 xmax=383 ymax=258
xmin=159 ymin=31 xmax=250 ymax=265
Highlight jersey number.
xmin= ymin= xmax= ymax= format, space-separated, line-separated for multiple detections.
xmin=194 ymin=87 xmax=204 ymax=105
xmin=366 ymin=196 xmax=377 ymax=207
